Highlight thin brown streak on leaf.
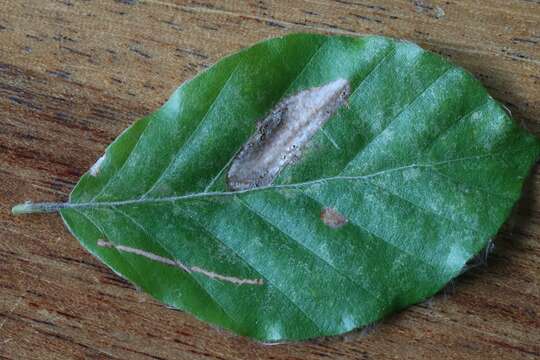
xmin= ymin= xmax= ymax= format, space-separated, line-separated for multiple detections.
xmin=97 ymin=240 xmax=264 ymax=286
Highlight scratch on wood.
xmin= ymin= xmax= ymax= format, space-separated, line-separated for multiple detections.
xmin=0 ymin=298 xmax=22 ymax=332
xmin=97 ymin=240 xmax=264 ymax=286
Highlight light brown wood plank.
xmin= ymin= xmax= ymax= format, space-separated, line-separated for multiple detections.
xmin=1 ymin=1 xmax=539 ymax=359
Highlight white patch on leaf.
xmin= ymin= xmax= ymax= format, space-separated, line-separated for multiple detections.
xmin=89 ymin=154 xmax=106 ymax=177
xmin=227 ymin=79 xmax=350 ymax=190
xmin=341 ymin=313 xmax=356 ymax=331
xmin=445 ymin=244 xmax=468 ymax=269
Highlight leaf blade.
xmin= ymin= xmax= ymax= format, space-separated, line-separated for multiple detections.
xmin=56 ymin=33 xmax=540 ymax=341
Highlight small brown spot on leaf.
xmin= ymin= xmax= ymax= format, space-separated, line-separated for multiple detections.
xmin=320 ymin=207 xmax=347 ymax=229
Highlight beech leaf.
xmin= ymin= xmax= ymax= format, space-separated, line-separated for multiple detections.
xmin=13 ymin=33 xmax=540 ymax=341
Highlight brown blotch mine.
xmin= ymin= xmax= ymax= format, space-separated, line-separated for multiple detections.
xmin=227 ymin=79 xmax=350 ymax=191
xmin=320 ymin=207 xmax=348 ymax=229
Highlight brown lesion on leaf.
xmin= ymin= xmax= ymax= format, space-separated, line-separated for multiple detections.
xmin=227 ymin=78 xmax=350 ymax=191
xmin=320 ymin=207 xmax=348 ymax=229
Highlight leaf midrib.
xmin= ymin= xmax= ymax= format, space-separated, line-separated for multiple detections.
xmin=65 ymin=147 xmax=528 ymax=211
xmin=88 ymin=37 xmax=397 ymax=204
xmin=71 ymin=149 xmax=523 ymax=335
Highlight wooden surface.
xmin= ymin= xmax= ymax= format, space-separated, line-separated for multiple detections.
xmin=1 ymin=0 xmax=539 ymax=358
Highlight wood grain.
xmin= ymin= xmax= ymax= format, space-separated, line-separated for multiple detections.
xmin=1 ymin=0 xmax=539 ymax=359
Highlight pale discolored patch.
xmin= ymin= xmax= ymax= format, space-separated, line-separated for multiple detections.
xmin=97 ymin=239 xmax=264 ymax=286
xmin=89 ymin=154 xmax=106 ymax=177
xmin=227 ymin=79 xmax=350 ymax=191
xmin=320 ymin=207 xmax=348 ymax=229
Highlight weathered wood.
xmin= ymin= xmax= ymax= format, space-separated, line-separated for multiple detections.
xmin=1 ymin=1 xmax=539 ymax=359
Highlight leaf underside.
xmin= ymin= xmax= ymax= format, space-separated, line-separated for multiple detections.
xmin=60 ymin=34 xmax=540 ymax=341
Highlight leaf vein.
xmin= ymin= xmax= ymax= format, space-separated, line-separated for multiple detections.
xmin=299 ymin=191 xmax=441 ymax=272
xmin=341 ymin=65 xmax=455 ymax=175
xmin=203 ymin=38 xmax=330 ymax=193
xmin=88 ymin=117 xmax=154 ymax=202
xmin=235 ymin=196 xmax=384 ymax=305
xmin=112 ymin=207 xmax=243 ymax=324
xmin=364 ymin=178 xmax=480 ymax=234
xmin=57 ymin=147 xmax=532 ymax=212
xmin=140 ymin=63 xmax=243 ymax=200
xmin=73 ymin=209 xmax=151 ymax=290
xmin=179 ymin=204 xmax=325 ymax=333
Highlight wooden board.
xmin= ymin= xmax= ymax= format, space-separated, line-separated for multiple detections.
xmin=1 ymin=1 xmax=539 ymax=358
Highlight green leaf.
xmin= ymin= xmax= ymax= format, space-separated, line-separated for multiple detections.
xmin=14 ymin=33 xmax=540 ymax=341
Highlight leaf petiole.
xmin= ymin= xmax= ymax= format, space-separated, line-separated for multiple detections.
xmin=11 ymin=201 xmax=69 ymax=215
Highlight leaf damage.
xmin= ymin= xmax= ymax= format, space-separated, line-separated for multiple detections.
xmin=320 ymin=207 xmax=348 ymax=229
xmin=89 ymin=155 xmax=106 ymax=177
xmin=11 ymin=33 xmax=540 ymax=342
xmin=227 ymin=79 xmax=350 ymax=191
xmin=97 ymin=239 xmax=264 ymax=286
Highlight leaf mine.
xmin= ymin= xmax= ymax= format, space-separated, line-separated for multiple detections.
xmin=227 ymin=79 xmax=350 ymax=191
xmin=11 ymin=34 xmax=540 ymax=342
xmin=97 ymin=240 xmax=264 ymax=286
